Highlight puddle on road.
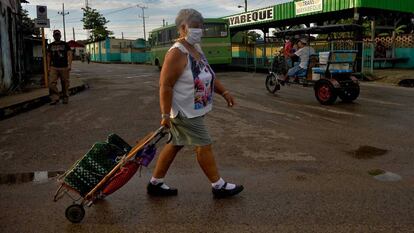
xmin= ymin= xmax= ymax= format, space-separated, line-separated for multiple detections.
xmin=368 ymin=169 xmax=402 ymax=182
xmin=373 ymin=172 xmax=402 ymax=182
xmin=0 ymin=171 xmax=64 ymax=185
xmin=350 ymin=145 xmax=388 ymax=159
xmin=398 ymin=79 xmax=414 ymax=88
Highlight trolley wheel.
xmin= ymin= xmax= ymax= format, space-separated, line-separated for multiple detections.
xmin=65 ymin=204 xmax=85 ymax=223
xmin=314 ymin=80 xmax=337 ymax=105
xmin=339 ymin=85 xmax=360 ymax=103
xmin=265 ymin=74 xmax=281 ymax=94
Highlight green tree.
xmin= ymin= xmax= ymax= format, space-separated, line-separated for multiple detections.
xmin=81 ymin=7 xmax=113 ymax=41
xmin=378 ymin=24 xmax=407 ymax=58
xmin=20 ymin=8 xmax=39 ymax=37
xmin=247 ymin=31 xmax=262 ymax=44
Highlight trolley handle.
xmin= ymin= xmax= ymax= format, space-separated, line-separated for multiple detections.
xmin=151 ymin=126 xmax=172 ymax=145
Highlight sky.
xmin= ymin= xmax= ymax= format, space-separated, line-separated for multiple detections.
xmin=22 ymin=0 xmax=292 ymax=41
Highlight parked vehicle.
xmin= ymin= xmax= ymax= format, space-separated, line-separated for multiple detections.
xmin=148 ymin=18 xmax=232 ymax=69
xmin=266 ymin=50 xmax=360 ymax=105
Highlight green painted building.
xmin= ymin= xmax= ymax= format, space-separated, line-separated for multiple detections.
xmin=86 ymin=38 xmax=149 ymax=63
xmin=226 ymin=0 xmax=414 ymax=30
xmin=225 ymin=0 xmax=414 ymax=69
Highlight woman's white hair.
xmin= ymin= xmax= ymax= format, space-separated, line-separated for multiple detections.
xmin=175 ymin=8 xmax=204 ymax=28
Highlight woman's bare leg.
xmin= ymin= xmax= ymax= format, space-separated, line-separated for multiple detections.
xmin=195 ymin=144 xmax=220 ymax=183
xmin=152 ymin=144 xmax=183 ymax=178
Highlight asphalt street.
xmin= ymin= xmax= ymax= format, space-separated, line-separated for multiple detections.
xmin=0 ymin=61 xmax=413 ymax=232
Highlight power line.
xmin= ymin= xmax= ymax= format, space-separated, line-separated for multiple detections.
xmin=104 ymin=6 xmax=137 ymax=16
xmin=55 ymin=5 xmax=138 ymax=24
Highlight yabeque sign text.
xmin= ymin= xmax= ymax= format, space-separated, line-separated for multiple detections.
xmin=227 ymin=7 xmax=274 ymax=28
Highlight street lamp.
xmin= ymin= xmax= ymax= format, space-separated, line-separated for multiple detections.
xmin=238 ymin=0 xmax=247 ymax=13
xmin=237 ymin=1 xmax=248 ymax=70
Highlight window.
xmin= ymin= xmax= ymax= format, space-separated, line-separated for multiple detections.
xmin=168 ymin=28 xmax=178 ymax=42
xmin=151 ymin=27 xmax=179 ymax=45
xmin=156 ymin=31 xmax=163 ymax=45
xmin=203 ymin=23 xmax=228 ymax=38
xmin=161 ymin=30 xmax=168 ymax=43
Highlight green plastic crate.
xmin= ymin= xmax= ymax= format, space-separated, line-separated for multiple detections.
xmin=64 ymin=142 xmax=125 ymax=196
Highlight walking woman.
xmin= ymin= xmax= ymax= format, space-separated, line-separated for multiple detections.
xmin=147 ymin=9 xmax=244 ymax=198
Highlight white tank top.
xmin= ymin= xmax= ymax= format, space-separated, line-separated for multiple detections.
xmin=168 ymin=42 xmax=215 ymax=118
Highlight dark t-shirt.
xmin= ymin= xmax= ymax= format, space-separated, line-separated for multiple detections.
xmin=47 ymin=41 xmax=71 ymax=68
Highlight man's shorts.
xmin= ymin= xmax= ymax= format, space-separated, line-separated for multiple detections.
xmin=287 ymin=65 xmax=307 ymax=77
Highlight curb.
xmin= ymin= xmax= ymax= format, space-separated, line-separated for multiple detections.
xmin=0 ymin=81 xmax=88 ymax=120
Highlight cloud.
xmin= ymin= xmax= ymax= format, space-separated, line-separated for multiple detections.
xmin=22 ymin=0 xmax=293 ymax=40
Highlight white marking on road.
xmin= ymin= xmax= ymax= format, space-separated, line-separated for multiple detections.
xmin=274 ymin=152 xmax=316 ymax=161
xmin=125 ymin=74 xmax=153 ymax=79
xmin=239 ymin=99 xmax=301 ymax=119
xmin=250 ymin=152 xmax=316 ymax=161
xmin=310 ymin=106 xmax=362 ymax=117
xmin=296 ymin=111 xmax=343 ymax=124
xmin=271 ymin=98 xmax=363 ymax=117
xmin=358 ymin=97 xmax=403 ymax=106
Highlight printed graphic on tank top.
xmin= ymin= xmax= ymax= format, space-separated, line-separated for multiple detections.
xmin=189 ymin=53 xmax=215 ymax=110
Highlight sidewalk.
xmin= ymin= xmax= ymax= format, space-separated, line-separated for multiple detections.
xmin=373 ymin=69 xmax=414 ymax=87
xmin=0 ymin=78 xmax=87 ymax=119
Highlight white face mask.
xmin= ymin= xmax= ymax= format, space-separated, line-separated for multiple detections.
xmin=185 ymin=28 xmax=203 ymax=45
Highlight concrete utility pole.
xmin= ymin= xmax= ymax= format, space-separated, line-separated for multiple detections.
xmin=58 ymin=3 xmax=69 ymax=41
xmin=138 ymin=5 xmax=148 ymax=40
xmin=72 ymin=27 xmax=75 ymax=41
xmin=41 ymin=28 xmax=48 ymax=88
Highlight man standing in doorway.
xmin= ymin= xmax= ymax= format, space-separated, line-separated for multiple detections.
xmin=47 ymin=30 xmax=72 ymax=105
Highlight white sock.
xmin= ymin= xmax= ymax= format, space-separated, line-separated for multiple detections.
xmin=212 ymin=178 xmax=236 ymax=190
xmin=150 ymin=177 xmax=170 ymax=189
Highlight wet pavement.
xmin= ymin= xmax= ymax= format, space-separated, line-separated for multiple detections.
xmin=0 ymin=61 xmax=413 ymax=232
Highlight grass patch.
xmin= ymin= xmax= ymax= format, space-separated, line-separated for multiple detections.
xmin=368 ymin=169 xmax=386 ymax=176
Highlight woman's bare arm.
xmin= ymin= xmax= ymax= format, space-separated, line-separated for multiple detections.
xmin=159 ymin=48 xmax=187 ymax=126
xmin=214 ymin=78 xmax=235 ymax=107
